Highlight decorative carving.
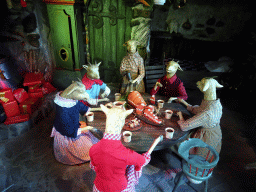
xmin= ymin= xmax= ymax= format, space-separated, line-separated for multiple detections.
xmin=89 ymin=0 xmax=125 ymax=28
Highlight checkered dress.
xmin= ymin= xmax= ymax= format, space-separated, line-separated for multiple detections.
xmin=50 ymin=93 xmax=99 ymax=165
xmin=90 ymin=133 xmax=150 ymax=192
xmin=178 ymin=99 xmax=222 ymax=155
xmin=120 ymin=51 xmax=145 ymax=93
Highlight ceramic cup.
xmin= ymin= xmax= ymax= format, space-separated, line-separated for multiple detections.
xmin=113 ymin=101 xmax=126 ymax=109
xmin=123 ymin=131 xmax=132 ymax=143
xmin=86 ymin=112 xmax=94 ymax=122
xmin=165 ymin=127 xmax=174 ymax=139
xmin=165 ymin=110 xmax=173 ymax=119
xmin=115 ymin=93 xmax=121 ymax=101
xmin=158 ymin=100 xmax=164 ymax=108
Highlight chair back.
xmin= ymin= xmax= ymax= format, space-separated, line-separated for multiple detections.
xmin=178 ymin=138 xmax=219 ymax=182
xmin=144 ymin=65 xmax=165 ymax=93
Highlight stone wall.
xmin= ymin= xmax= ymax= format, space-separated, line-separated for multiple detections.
xmin=151 ymin=0 xmax=253 ymax=42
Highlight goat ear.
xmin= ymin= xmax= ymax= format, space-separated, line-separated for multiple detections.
xmin=100 ymin=104 xmax=109 ymax=114
xmin=66 ymin=83 xmax=77 ymax=96
xmin=215 ymin=81 xmax=224 ymax=88
xmin=177 ymin=64 xmax=183 ymax=71
xmin=83 ymin=65 xmax=88 ymax=69
xmin=124 ymin=109 xmax=133 ymax=117
xmin=97 ymin=62 xmax=101 ymax=67
xmin=202 ymin=80 xmax=210 ymax=92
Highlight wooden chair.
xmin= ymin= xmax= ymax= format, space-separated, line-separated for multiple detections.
xmin=144 ymin=64 xmax=165 ymax=93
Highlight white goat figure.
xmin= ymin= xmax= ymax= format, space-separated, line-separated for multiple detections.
xmin=81 ymin=61 xmax=110 ymax=106
xmin=51 ymin=81 xmax=100 ymax=165
xmin=197 ymin=77 xmax=224 ymax=101
xmin=176 ymin=77 xmax=223 ymax=157
xmin=60 ymin=80 xmax=90 ymax=101
xmin=89 ymin=104 xmax=163 ymax=191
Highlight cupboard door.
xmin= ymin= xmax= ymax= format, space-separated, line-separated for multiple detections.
xmin=47 ymin=4 xmax=75 ymax=70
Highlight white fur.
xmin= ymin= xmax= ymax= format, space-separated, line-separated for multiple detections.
xmin=197 ymin=78 xmax=223 ymax=100
xmin=61 ymin=81 xmax=89 ymax=101
xmin=100 ymin=104 xmax=133 ymax=134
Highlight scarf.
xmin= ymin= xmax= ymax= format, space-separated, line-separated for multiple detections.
xmin=82 ymin=73 xmax=103 ymax=90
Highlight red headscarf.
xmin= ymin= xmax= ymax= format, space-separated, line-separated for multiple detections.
xmin=82 ymin=73 xmax=103 ymax=90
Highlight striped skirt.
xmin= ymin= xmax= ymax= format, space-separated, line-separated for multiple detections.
xmin=51 ymin=127 xmax=99 ymax=165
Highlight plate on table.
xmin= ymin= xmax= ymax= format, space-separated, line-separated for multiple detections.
xmin=123 ymin=123 xmax=142 ymax=131
xmin=133 ymin=112 xmax=164 ymax=127
xmin=123 ymin=115 xmax=143 ymax=131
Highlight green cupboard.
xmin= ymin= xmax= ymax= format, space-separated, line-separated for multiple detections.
xmin=44 ymin=0 xmax=134 ymax=83
xmin=44 ymin=0 xmax=85 ymax=71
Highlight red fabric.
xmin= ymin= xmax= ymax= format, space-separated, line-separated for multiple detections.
xmin=42 ymin=82 xmax=57 ymax=94
xmin=19 ymin=97 xmax=42 ymax=115
xmin=23 ymin=72 xmax=45 ymax=87
xmin=82 ymin=74 xmax=103 ymax=90
xmin=20 ymin=0 xmax=27 ymax=7
xmin=4 ymin=114 xmax=29 ymax=125
xmin=13 ymin=88 xmax=29 ymax=103
xmin=2 ymin=100 xmax=20 ymax=117
xmin=28 ymin=91 xmax=44 ymax=98
xmin=89 ymin=137 xmax=146 ymax=192
xmin=150 ymin=74 xmax=188 ymax=100
xmin=28 ymin=85 xmax=42 ymax=93
xmin=0 ymin=88 xmax=15 ymax=104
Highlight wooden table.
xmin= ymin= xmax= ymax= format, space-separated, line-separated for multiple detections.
xmin=87 ymin=94 xmax=191 ymax=152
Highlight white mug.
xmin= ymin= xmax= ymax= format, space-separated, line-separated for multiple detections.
xmin=158 ymin=100 xmax=164 ymax=108
xmin=115 ymin=93 xmax=121 ymax=101
xmin=165 ymin=127 xmax=174 ymax=139
xmin=86 ymin=112 xmax=94 ymax=122
xmin=165 ymin=110 xmax=173 ymax=119
xmin=123 ymin=131 xmax=132 ymax=143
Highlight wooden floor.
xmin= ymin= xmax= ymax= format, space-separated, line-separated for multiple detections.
xmin=0 ymin=88 xmax=256 ymax=192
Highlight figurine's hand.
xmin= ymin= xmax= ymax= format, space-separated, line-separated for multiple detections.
xmin=167 ymin=97 xmax=178 ymax=103
xmin=156 ymin=82 xmax=163 ymax=87
xmin=132 ymin=77 xmax=139 ymax=84
xmin=148 ymin=135 xmax=163 ymax=154
xmin=178 ymin=98 xmax=189 ymax=106
xmin=100 ymin=87 xmax=111 ymax=98
xmin=177 ymin=111 xmax=184 ymax=121
xmin=154 ymin=82 xmax=163 ymax=91
xmin=101 ymin=98 xmax=110 ymax=102
xmin=80 ymin=126 xmax=94 ymax=133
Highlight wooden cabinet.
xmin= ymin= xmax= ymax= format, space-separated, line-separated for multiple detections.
xmin=44 ymin=0 xmax=84 ymax=70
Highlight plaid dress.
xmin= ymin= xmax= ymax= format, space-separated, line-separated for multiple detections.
xmin=90 ymin=133 xmax=150 ymax=192
xmin=120 ymin=51 xmax=145 ymax=93
xmin=50 ymin=93 xmax=99 ymax=165
xmin=178 ymin=99 xmax=222 ymax=155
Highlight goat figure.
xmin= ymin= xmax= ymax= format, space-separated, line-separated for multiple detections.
xmin=51 ymin=81 xmax=99 ymax=165
xmin=150 ymin=60 xmax=188 ymax=103
xmin=177 ymin=77 xmax=223 ymax=156
xmin=89 ymin=104 xmax=163 ymax=191
xmin=81 ymin=61 xmax=110 ymax=106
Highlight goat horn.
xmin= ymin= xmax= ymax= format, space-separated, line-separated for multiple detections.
xmin=77 ymin=78 xmax=82 ymax=82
